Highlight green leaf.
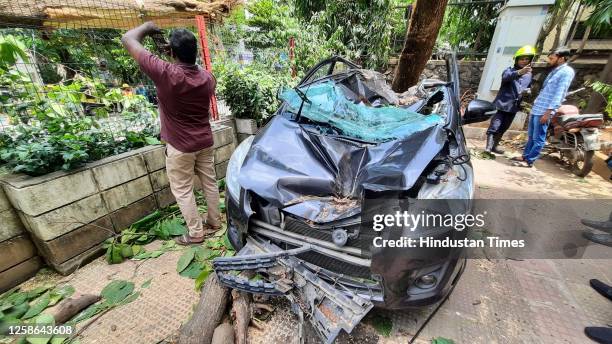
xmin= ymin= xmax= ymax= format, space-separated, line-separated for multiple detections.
xmin=26 ymin=314 xmax=55 ymax=344
xmin=69 ymin=304 xmax=103 ymax=324
xmin=207 ymin=240 xmax=223 ymax=249
xmin=5 ymin=291 xmax=28 ymax=306
xmin=49 ymin=336 xmax=66 ymax=344
xmin=131 ymin=245 xmax=143 ymax=255
xmin=222 ymin=233 xmax=233 ymax=250
xmin=22 ymin=292 xmax=50 ymax=319
xmin=194 ymin=267 xmax=212 ymax=290
xmin=120 ymin=244 xmax=134 ymax=258
xmin=100 ymin=280 xmax=135 ymax=305
xmin=131 ymin=211 xmax=162 ymax=230
xmin=176 ymin=248 xmax=196 ymax=273
xmin=194 ymin=247 xmax=215 ymax=261
xmin=0 ymin=316 xmax=20 ymax=335
xmin=25 ymin=286 xmax=52 ymax=300
xmin=432 ymin=338 xmax=455 ymax=344
xmin=179 ymin=262 xmax=204 ymax=279
xmin=4 ymin=301 xmax=29 ymax=319
xmin=141 ymin=279 xmax=152 ymax=289
xmin=144 ymin=136 xmax=161 ymax=145
xmin=48 ymin=285 xmax=74 ymax=306
xmin=0 ymin=287 xmax=21 ymax=302
xmin=161 ymin=218 xmax=187 ymax=236
xmin=149 ymin=251 xmax=164 ymax=258
xmin=105 ymin=244 xmax=124 ymax=264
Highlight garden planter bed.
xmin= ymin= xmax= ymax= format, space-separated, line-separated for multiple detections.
xmin=0 ymin=124 xmax=236 ymax=278
xmin=0 ymin=187 xmax=41 ymax=292
xmin=235 ymin=118 xmax=258 ymax=135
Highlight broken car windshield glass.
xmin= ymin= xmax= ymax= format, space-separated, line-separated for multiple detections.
xmin=280 ymin=80 xmax=444 ymax=142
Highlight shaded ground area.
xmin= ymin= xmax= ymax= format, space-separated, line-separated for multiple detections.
xmin=10 ymin=140 xmax=612 ymax=344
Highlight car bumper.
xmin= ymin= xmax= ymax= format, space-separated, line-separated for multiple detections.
xmin=222 ymin=193 xmax=465 ymax=310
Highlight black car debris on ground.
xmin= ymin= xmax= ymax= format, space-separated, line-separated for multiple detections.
xmin=213 ymin=55 xmax=496 ymax=343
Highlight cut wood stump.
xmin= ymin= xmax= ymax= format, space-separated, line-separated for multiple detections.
xmin=178 ymin=274 xmax=229 ymax=344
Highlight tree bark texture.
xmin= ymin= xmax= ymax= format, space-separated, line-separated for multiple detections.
xmin=392 ymin=0 xmax=449 ymax=93
xmin=50 ymin=294 xmax=101 ymax=324
xmin=178 ymin=274 xmax=230 ymax=344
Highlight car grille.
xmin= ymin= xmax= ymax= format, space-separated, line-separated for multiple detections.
xmin=296 ymin=251 xmax=372 ymax=279
xmin=278 ymin=217 xmax=374 ymax=279
xmin=284 ymin=217 xmax=375 ymax=255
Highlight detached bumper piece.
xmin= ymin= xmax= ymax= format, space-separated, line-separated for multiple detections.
xmin=213 ymin=236 xmax=374 ymax=344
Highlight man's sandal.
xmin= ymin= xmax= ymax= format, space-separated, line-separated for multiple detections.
xmin=510 ymin=156 xmax=525 ymax=162
xmin=512 ymin=161 xmax=533 ymax=168
xmin=176 ymin=234 xmax=205 ymax=246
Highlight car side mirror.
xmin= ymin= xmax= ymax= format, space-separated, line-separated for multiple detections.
xmin=463 ymin=99 xmax=496 ymax=124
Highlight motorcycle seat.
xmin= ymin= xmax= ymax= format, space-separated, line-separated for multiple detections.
xmin=558 ymin=113 xmax=604 ymax=127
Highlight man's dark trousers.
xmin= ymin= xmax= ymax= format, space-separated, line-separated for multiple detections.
xmin=487 ymin=110 xmax=516 ymax=137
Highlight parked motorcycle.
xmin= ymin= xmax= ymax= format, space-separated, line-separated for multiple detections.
xmin=549 ymin=103 xmax=603 ymax=177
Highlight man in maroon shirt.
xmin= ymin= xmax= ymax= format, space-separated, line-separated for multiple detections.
xmin=122 ymin=21 xmax=220 ymax=245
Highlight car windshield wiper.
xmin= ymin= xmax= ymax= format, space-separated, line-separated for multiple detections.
xmin=293 ymin=86 xmax=311 ymax=122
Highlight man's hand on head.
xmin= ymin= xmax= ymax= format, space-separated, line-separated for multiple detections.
xmin=122 ymin=21 xmax=162 ymax=60
xmin=143 ymin=21 xmax=162 ymax=36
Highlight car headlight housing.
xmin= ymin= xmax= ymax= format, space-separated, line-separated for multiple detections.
xmin=226 ymin=135 xmax=255 ymax=201
xmin=417 ymin=164 xmax=473 ymax=200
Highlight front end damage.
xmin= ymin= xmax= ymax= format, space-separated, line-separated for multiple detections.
xmin=214 ymin=56 xmax=472 ymax=342
xmin=213 ymin=235 xmax=375 ymax=343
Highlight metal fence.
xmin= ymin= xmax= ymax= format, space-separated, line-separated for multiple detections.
xmin=0 ymin=0 xmax=239 ymax=133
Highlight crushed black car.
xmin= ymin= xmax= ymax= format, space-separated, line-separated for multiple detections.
xmin=213 ymin=55 xmax=496 ymax=343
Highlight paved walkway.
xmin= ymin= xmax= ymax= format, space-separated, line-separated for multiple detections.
xmin=14 ymin=140 xmax=612 ymax=344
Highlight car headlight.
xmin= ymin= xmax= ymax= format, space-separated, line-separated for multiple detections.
xmin=417 ymin=164 xmax=473 ymax=200
xmin=226 ymin=135 xmax=255 ymax=201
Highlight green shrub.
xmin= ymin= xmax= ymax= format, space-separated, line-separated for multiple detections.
xmin=220 ymin=65 xmax=293 ymax=123
xmin=0 ymin=76 xmax=160 ymax=176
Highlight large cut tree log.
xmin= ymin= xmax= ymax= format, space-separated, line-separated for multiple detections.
xmin=178 ymin=274 xmax=230 ymax=344
xmin=0 ymin=0 xmax=241 ymax=29
xmin=392 ymin=0 xmax=449 ymax=93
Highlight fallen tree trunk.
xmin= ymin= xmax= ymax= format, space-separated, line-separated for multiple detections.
xmin=0 ymin=0 xmax=240 ymax=29
xmin=178 ymin=274 xmax=230 ymax=344
xmin=50 ymin=294 xmax=101 ymax=324
xmin=231 ymin=290 xmax=250 ymax=344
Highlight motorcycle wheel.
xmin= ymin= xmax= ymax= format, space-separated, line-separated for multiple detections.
xmin=573 ymin=150 xmax=594 ymax=177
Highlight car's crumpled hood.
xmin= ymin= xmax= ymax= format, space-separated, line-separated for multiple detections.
xmin=237 ymin=115 xmax=447 ymax=223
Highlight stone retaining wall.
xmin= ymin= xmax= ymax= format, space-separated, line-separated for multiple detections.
xmin=0 ymin=124 xmax=236 ymax=276
xmin=0 ymin=188 xmax=41 ymax=292
xmin=388 ymin=58 xmax=605 ymax=99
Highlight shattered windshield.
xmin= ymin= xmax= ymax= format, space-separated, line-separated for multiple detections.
xmin=280 ymin=70 xmax=445 ymax=143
